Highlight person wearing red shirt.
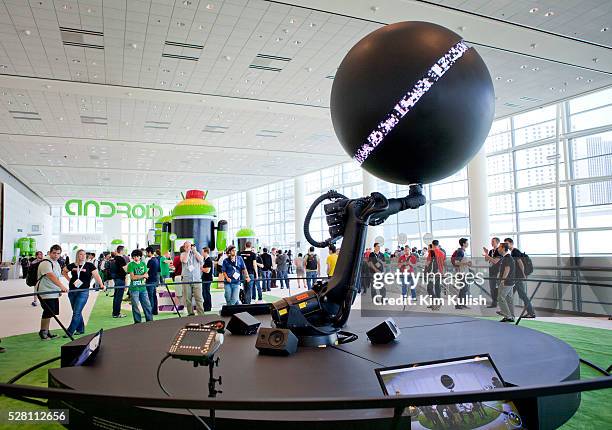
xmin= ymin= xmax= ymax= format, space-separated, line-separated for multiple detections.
xmin=398 ymin=247 xmax=417 ymax=299
xmin=172 ymin=246 xmax=183 ymax=278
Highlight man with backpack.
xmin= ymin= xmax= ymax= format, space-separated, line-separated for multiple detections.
xmin=504 ymin=238 xmax=536 ymax=319
xmin=451 ymin=238 xmax=472 ymax=310
xmin=110 ymin=246 xmax=129 ymax=319
xmin=304 ymin=247 xmax=320 ymax=290
xmin=35 ymin=245 xmax=68 ymax=339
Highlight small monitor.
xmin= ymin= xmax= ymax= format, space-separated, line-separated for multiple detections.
xmin=71 ymin=329 xmax=103 ymax=367
xmin=376 ymin=354 xmax=528 ymax=429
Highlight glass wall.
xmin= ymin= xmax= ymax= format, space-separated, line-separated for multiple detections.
xmin=215 ymin=192 xmax=247 ymax=242
xmin=486 ymin=86 xmax=612 ymax=255
xmin=255 ymin=180 xmax=295 ymax=250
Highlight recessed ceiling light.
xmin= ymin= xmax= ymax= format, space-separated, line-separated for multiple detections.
xmin=160 ymin=80 xmax=166 ymax=85
xmin=224 ymin=55 xmax=231 ymax=61
xmin=549 ymin=87 xmax=555 ymax=90
xmin=506 ymin=79 xmax=513 ymax=83
xmin=23 ymin=30 xmax=32 ymax=36
xmin=592 ymin=57 xmax=599 ymax=63
xmin=530 ymin=43 xmax=537 ymax=48
xmin=294 ymin=40 xmax=302 ymax=45
xmin=576 ymin=76 xmax=583 ymax=80
xmin=93 ymin=74 xmax=98 ymax=78
xmin=71 ymin=58 xmax=80 ymax=63
xmin=183 ymin=0 xmax=192 ymax=5
xmin=131 ymin=43 xmax=138 ymax=48
xmin=177 ymin=21 xmax=185 ymax=27
xmin=306 ymin=67 xmax=313 ymax=72
xmin=59 ymin=117 xmax=64 ymax=121
xmin=92 ymin=61 xmax=97 ymax=66
xmin=532 ymin=67 xmax=540 ymax=71
xmin=495 ymin=76 xmax=502 ymax=80
xmin=179 ymin=71 xmax=185 ymax=76
xmin=176 ymin=83 xmax=182 ymax=87
xmin=198 ymin=25 xmax=204 ymax=30
xmin=559 ymin=88 xmax=566 ymax=93
xmin=275 ymin=37 xmax=282 ymax=42
xmin=529 ymin=7 xmax=538 ymax=13
xmin=520 ymin=65 xmax=527 ymax=69
xmin=87 ymin=7 xmax=92 ymax=13
xmin=206 ymin=3 xmax=214 ymax=10
xmin=309 ymin=22 xmax=316 ymax=27
xmin=289 ymin=18 xmax=295 ymax=24
xmin=544 ymin=11 xmax=554 ymax=17
xmin=282 ymin=28 xmax=289 ymax=34
xmin=602 ymin=27 xmax=609 ymax=32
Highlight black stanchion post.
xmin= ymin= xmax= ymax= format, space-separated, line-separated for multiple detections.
xmin=160 ymin=280 xmax=182 ymax=318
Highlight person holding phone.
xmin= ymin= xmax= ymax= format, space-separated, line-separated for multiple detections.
xmin=180 ymin=241 xmax=204 ymax=315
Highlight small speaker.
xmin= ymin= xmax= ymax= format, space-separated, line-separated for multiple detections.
xmin=220 ymin=303 xmax=271 ymax=317
xmin=255 ymin=328 xmax=298 ymax=356
xmin=227 ymin=312 xmax=261 ymax=335
xmin=366 ymin=318 xmax=400 ymax=344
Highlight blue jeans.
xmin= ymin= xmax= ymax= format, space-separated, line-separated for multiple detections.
xmin=146 ymin=283 xmax=158 ymax=315
xmin=224 ymin=282 xmax=240 ymax=305
xmin=130 ymin=289 xmax=153 ymax=323
xmin=67 ymin=289 xmax=89 ymax=335
xmin=202 ymin=281 xmax=212 ymax=312
xmin=306 ymin=271 xmax=317 ymax=290
xmin=112 ymin=279 xmax=125 ymax=317
xmin=400 ymin=273 xmax=416 ymax=299
xmin=261 ymin=270 xmax=271 ymax=291
xmin=242 ymin=276 xmax=254 ymax=304
xmin=277 ymin=270 xmax=290 ymax=289
xmin=252 ymin=277 xmax=263 ymax=300
xmin=514 ymin=280 xmax=534 ymax=315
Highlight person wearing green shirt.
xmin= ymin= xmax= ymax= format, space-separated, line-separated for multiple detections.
xmin=126 ymin=249 xmax=153 ymax=323
xmin=157 ymin=250 xmax=171 ymax=279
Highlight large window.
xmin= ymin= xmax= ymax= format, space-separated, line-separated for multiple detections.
xmin=256 ymin=180 xmax=295 ymax=250
xmin=486 ymin=86 xmax=612 ymax=255
xmin=214 ymin=192 xmax=247 ymax=242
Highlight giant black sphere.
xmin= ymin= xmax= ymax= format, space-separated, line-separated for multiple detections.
xmin=330 ymin=21 xmax=495 ymax=185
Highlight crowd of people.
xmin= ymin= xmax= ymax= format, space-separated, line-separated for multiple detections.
xmin=360 ymin=237 xmax=536 ymax=322
xmin=13 ymin=235 xmax=536 ymax=345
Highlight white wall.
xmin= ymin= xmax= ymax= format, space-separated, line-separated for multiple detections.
xmin=2 ymin=183 xmax=52 ymax=260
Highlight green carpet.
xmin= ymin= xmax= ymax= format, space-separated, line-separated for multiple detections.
xmin=1 ymin=297 xmax=610 ymax=429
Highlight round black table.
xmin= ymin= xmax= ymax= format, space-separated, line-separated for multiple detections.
xmin=48 ymin=313 xmax=580 ymax=429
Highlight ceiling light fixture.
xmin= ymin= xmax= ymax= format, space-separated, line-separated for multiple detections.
xmin=224 ymin=55 xmax=231 ymax=61
xmin=495 ymin=76 xmax=502 ymax=80
xmin=23 ymin=30 xmax=32 ymax=36
xmin=529 ymin=7 xmax=538 ymax=13
xmin=602 ymin=27 xmax=609 ymax=32
xmin=530 ymin=43 xmax=537 ymax=48
xmin=309 ymin=22 xmax=316 ymax=27
xmin=131 ymin=43 xmax=138 ymax=48
xmin=532 ymin=67 xmax=540 ymax=71
xmin=506 ymin=79 xmax=513 ymax=83
xmin=544 ymin=11 xmax=554 ymax=17
xmin=587 ymin=79 xmax=593 ymax=83
xmin=576 ymin=76 xmax=583 ymax=80
xmin=592 ymin=57 xmax=599 ymax=63
xmin=206 ymin=3 xmax=213 ymax=10
xmin=520 ymin=65 xmax=527 ymax=69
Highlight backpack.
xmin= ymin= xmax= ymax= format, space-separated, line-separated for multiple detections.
xmin=26 ymin=259 xmax=51 ymax=287
xmin=450 ymin=249 xmax=461 ymax=267
xmin=306 ymin=254 xmax=318 ymax=270
xmin=521 ymin=252 xmax=534 ymax=276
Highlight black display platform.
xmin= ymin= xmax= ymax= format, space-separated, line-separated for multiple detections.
xmin=48 ymin=313 xmax=580 ymax=429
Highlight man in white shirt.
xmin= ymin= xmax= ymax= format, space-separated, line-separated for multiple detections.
xmin=37 ymin=244 xmax=68 ymax=340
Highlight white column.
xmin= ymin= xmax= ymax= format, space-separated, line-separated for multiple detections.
xmin=467 ymin=146 xmax=490 ymax=256
xmin=294 ymin=176 xmax=306 ymax=252
xmin=246 ymin=189 xmax=256 ymax=229
xmin=362 ymin=170 xmax=384 ymax=248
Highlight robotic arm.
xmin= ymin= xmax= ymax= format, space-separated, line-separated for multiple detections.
xmin=271 ymin=184 xmax=426 ymax=344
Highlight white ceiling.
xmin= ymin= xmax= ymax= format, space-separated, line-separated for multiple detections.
xmin=0 ymin=0 xmax=610 ymax=206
